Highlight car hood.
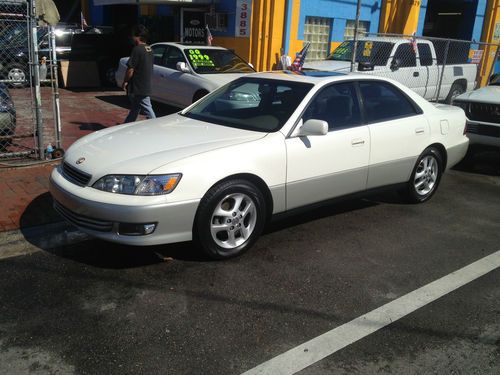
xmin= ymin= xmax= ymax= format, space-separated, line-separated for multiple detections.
xmin=455 ymin=85 xmax=500 ymax=104
xmin=303 ymin=60 xmax=351 ymax=72
xmin=64 ymin=114 xmax=266 ymax=178
xmin=199 ymin=72 xmax=250 ymax=86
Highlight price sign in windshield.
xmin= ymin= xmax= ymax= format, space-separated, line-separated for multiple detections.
xmin=188 ymin=49 xmax=215 ymax=67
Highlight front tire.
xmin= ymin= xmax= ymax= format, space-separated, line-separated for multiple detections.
xmin=407 ymin=147 xmax=443 ymax=203
xmin=194 ymin=179 xmax=266 ymax=259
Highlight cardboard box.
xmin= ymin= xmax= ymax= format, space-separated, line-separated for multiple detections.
xmin=59 ymin=60 xmax=100 ymax=88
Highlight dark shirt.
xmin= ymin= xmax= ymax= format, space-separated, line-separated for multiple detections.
xmin=127 ymin=44 xmax=153 ymax=96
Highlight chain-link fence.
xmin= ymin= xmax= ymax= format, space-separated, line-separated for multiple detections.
xmin=310 ymin=32 xmax=499 ymax=104
xmin=0 ymin=0 xmax=61 ymax=163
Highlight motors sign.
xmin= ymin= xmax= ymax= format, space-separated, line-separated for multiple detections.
xmin=236 ymin=0 xmax=251 ymax=37
xmin=182 ymin=9 xmax=206 ymax=44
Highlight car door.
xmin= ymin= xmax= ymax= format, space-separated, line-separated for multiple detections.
xmin=359 ymin=80 xmax=430 ymax=189
xmin=153 ymin=46 xmax=193 ymax=107
xmin=286 ymin=82 xmax=370 ymax=210
xmin=389 ymin=43 xmax=429 ymax=98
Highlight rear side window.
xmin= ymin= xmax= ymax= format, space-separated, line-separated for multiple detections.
xmin=417 ymin=44 xmax=433 ymax=66
xmin=360 ymin=81 xmax=419 ymax=123
xmin=393 ymin=44 xmax=416 ymax=67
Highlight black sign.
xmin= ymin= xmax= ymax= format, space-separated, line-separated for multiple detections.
xmin=182 ymin=10 xmax=206 ymax=44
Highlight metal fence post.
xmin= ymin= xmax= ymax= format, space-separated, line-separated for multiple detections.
xmin=29 ymin=0 xmax=44 ymax=159
xmin=434 ymin=39 xmax=450 ymax=102
xmin=49 ymin=26 xmax=62 ymax=150
xmin=350 ymin=0 xmax=362 ymax=72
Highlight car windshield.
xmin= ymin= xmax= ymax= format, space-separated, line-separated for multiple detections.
xmin=185 ymin=48 xmax=255 ymax=74
xmin=327 ymin=40 xmax=394 ymax=66
xmin=182 ymin=77 xmax=313 ymax=132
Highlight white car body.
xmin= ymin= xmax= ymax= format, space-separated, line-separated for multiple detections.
xmin=305 ymin=37 xmax=477 ymax=102
xmin=50 ymin=72 xmax=468 ymax=258
xmin=453 ymin=79 xmax=500 ymax=147
xmin=115 ymin=42 xmax=254 ymax=108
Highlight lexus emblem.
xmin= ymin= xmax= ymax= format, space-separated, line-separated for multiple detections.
xmin=76 ymin=157 xmax=85 ymax=165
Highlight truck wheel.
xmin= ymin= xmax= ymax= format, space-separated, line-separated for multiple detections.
xmin=445 ymin=83 xmax=465 ymax=104
xmin=7 ymin=64 xmax=28 ymax=87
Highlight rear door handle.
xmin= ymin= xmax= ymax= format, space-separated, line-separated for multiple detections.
xmin=415 ymin=127 xmax=425 ymax=134
xmin=413 ymin=71 xmax=419 ymax=77
xmin=351 ymin=139 xmax=365 ymax=146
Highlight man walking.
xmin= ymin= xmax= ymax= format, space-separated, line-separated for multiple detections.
xmin=122 ymin=24 xmax=156 ymax=123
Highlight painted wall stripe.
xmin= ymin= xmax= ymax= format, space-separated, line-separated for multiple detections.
xmin=242 ymin=250 xmax=500 ymax=375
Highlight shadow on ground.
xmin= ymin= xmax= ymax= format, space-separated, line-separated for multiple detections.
xmin=19 ymin=192 xmax=61 ymax=229
xmin=96 ymin=95 xmax=178 ymax=117
xmin=453 ymin=146 xmax=500 ymax=176
xmin=71 ymin=122 xmax=107 ymax=131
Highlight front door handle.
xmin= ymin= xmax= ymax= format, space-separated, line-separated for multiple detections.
xmin=413 ymin=71 xmax=419 ymax=77
xmin=351 ymin=139 xmax=365 ymax=146
xmin=415 ymin=127 xmax=425 ymax=134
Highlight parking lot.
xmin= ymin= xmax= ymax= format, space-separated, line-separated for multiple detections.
xmin=0 ymin=148 xmax=498 ymax=374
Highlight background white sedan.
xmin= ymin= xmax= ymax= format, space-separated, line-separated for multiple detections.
xmin=50 ymin=72 xmax=468 ymax=259
xmin=115 ymin=43 xmax=255 ymax=108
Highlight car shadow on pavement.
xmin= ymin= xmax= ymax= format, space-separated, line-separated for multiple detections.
xmin=71 ymin=122 xmax=107 ymax=131
xmin=267 ymin=198 xmax=379 ymax=234
xmin=95 ymin=95 xmax=179 ymax=117
xmin=48 ymin=240 xmax=209 ymax=269
xmin=19 ymin=192 xmax=62 ymax=229
xmin=453 ymin=146 xmax=500 ymax=176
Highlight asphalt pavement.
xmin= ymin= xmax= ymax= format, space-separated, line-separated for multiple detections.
xmin=0 ymin=149 xmax=499 ymax=375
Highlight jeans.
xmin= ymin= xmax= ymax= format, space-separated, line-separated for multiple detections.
xmin=124 ymin=94 xmax=156 ymax=123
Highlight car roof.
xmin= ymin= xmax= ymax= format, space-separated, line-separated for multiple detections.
xmin=348 ymin=36 xmax=432 ymax=44
xmin=152 ymin=42 xmax=228 ymax=50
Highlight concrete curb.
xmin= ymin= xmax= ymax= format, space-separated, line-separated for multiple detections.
xmin=0 ymin=221 xmax=90 ymax=260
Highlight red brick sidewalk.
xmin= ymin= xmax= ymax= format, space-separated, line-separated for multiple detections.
xmin=0 ymin=88 xmax=134 ymax=232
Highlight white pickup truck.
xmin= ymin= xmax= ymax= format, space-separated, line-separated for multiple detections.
xmin=304 ymin=37 xmax=477 ymax=103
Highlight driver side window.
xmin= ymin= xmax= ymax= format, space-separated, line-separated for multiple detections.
xmin=303 ymin=82 xmax=361 ymax=131
xmin=164 ymin=47 xmax=187 ymax=70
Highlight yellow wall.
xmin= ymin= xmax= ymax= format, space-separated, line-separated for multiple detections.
xmin=380 ymin=0 xmax=421 ymax=35
xmin=479 ymin=0 xmax=500 ymax=86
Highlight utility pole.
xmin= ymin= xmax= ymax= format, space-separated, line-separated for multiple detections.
xmin=350 ymin=0 xmax=362 ymax=72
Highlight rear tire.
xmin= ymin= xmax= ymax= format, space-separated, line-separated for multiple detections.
xmin=406 ymin=147 xmax=443 ymax=203
xmin=194 ymin=179 xmax=266 ymax=259
xmin=445 ymin=82 xmax=465 ymax=104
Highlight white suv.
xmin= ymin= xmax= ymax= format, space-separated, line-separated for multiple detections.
xmin=453 ymin=74 xmax=500 ymax=148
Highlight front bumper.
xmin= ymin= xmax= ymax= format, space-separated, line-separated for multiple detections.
xmin=466 ymin=121 xmax=500 ymax=148
xmin=49 ymin=166 xmax=200 ymax=246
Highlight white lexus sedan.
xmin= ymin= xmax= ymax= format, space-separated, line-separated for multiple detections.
xmin=115 ymin=43 xmax=255 ymax=108
xmin=50 ymin=72 xmax=469 ymax=259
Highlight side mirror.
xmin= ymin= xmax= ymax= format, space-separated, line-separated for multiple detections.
xmin=297 ymin=119 xmax=328 ymax=137
xmin=390 ymin=58 xmax=401 ymax=71
xmin=176 ymin=61 xmax=190 ymax=73
xmin=358 ymin=62 xmax=374 ymax=71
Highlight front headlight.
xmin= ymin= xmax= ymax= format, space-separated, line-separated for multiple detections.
xmin=93 ymin=174 xmax=181 ymax=195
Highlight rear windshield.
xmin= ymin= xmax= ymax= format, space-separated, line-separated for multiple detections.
xmin=185 ymin=48 xmax=255 ymax=74
xmin=327 ymin=41 xmax=394 ymax=66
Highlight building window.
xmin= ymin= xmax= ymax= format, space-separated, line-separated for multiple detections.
xmin=205 ymin=13 xmax=228 ymax=32
xmin=344 ymin=20 xmax=370 ymax=39
xmin=304 ymin=16 xmax=332 ymax=61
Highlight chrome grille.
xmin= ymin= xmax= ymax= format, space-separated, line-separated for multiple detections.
xmin=62 ymin=162 xmax=92 ymax=186
xmin=54 ymin=201 xmax=113 ymax=232
xmin=468 ymin=102 xmax=500 ymax=124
